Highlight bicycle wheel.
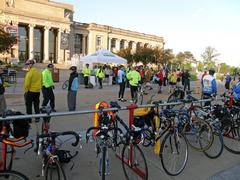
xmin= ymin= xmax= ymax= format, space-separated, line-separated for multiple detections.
xmin=122 ymin=143 xmax=148 ymax=180
xmin=203 ymin=130 xmax=224 ymax=159
xmin=45 ymin=158 xmax=67 ymax=180
xmin=100 ymin=146 xmax=107 ymax=180
xmin=62 ymin=80 xmax=69 ymax=90
xmin=223 ymin=124 xmax=240 ymax=154
xmin=141 ymin=128 xmax=154 ymax=147
xmin=160 ymin=132 xmax=188 ymax=176
xmin=184 ymin=117 xmax=213 ymax=152
xmin=0 ymin=170 xmax=29 ymax=180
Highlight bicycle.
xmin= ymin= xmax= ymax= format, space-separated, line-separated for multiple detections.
xmin=86 ymin=114 xmax=124 ymax=180
xmin=35 ymin=131 xmax=79 ymax=180
xmin=134 ymin=84 xmax=153 ymax=105
xmin=0 ymin=112 xmax=33 ymax=180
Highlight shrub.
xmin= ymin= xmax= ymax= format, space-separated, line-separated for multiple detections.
xmin=190 ymin=73 xmax=198 ymax=81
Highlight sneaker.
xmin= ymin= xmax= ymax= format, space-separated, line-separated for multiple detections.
xmin=52 ymin=109 xmax=57 ymax=112
xmin=118 ymin=98 xmax=121 ymax=101
xmin=129 ymin=100 xmax=134 ymax=103
xmin=121 ymin=98 xmax=126 ymax=102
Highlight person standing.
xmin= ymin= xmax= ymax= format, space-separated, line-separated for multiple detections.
xmin=232 ymin=75 xmax=240 ymax=103
xmin=156 ymin=69 xmax=164 ymax=93
xmin=0 ymin=67 xmax=6 ymax=115
xmin=67 ymin=66 xmax=78 ymax=111
xmin=42 ymin=63 xmax=56 ymax=111
xmin=183 ymin=70 xmax=191 ymax=91
xmin=83 ymin=63 xmax=91 ymax=88
xmin=24 ymin=60 xmax=42 ymax=116
xmin=225 ymin=73 xmax=232 ymax=91
xmin=127 ymin=67 xmax=141 ymax=103
xmin=117 ymin=66 xmax=126 ymax=101
xmin=96 ymin=66 xmax=105 ymax=89
xmin=202 ymin=68 xmax=217 ymax=106
xmin=168 ymin=69 xmax=177 ymax=93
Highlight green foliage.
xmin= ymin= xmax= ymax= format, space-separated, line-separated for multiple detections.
xmin=201 ymin=46 xmax=220 ymax=69
xmin=0 ymin=26 xmax=17 ymax=53
xmin=216 ymin=73 xmax=224 ymax=81
xmin=197 ymin=62 xmax=204 ymax=71
xmin=190 ymin=73 xmax=198 ymax=81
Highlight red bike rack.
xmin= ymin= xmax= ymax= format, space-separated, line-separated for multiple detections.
xmin=115 ymin=104 xmax=147 ymax=179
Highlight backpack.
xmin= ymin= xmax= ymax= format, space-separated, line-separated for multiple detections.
xmin=11 ymin=111 xmax=30 ymax=138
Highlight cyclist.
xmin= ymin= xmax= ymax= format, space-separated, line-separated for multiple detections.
xmin=24 ymin=59 xmax=42 ymax=116
xmin=42 ymin=63 xmax=56 ymax=111
xmin=127 ymin=67 xmax=141 ymax=103
xmin=202 ymin=68 xmax=217 ymax=106
xmin=232 ymin=75 xmax=240 ymax=105
xmin=67 ymin=66 xmax=78 ymax=111
xmin=0 ymin=67 xmax=6 ymax=115
xmin=117 ymin=65 xmax=126 ymax=102
xmin=96 ymin=66 xmax=105 ymax=89
xmin=83 ymin=63 xmax=91 ymax=88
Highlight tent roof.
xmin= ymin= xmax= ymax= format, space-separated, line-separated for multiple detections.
xmin=81 ymin=49 xmax=127 ymax=64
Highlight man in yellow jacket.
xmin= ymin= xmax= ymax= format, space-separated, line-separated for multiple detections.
xmin=127 ymin=67 xmax=141 ymax=103
xmin=96 ymin=66 xmax=105 ymax=89
xmin=82 ymin=63 xmax=91 ymax=88
xmin=24 ymin=60 xmax=42 ymax=116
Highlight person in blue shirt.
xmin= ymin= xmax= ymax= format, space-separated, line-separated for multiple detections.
xmin=225 ymin=73 xmax=232 ymax=90
xmin=67 ymin=66 xmax=78 ymax=111
xmin=202 ymin=68 xmax=217 ymax=106
xmin=117 ymin=65 xmax=126 ymax=102
xmin=232 ymin=75 xmax=240 ymax=103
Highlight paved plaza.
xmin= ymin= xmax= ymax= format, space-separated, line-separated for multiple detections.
xmin=3 ymin=70 xmax=240 ymax=180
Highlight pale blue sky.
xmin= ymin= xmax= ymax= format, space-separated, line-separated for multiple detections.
xmin=55 ymin=0 xmax=240 ymax=66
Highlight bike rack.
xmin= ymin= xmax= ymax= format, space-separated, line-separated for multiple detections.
xmin=0 ymin=98 xmax=221 ymax=179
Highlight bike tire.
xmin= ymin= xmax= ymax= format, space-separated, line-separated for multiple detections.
xmin=160 ymin=132 xmax=188 ymax=176
xmin=203 ymin=130 xmax=224 ymax=159
xmin=184 ymin=117 xmax=213 ymax=152
xmin=0 ymin=170 xmax=29 ymax=180
xmin=62 ymin=80 xmax=69 ymax=90
xmin=223 ymin=124 xmax=240 ymax=154
xmin=101 ymin=146 xmax=107 ymax=180
xmin=122 ymin=143 xmax=148 ymax=180
xmin=45 ymin=158 xmax=67 ymax=180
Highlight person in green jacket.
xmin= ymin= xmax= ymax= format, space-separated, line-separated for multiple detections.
xmin=42 ymin=63 xmax=56 ymax=111
xmin=96 ymin=66 xmax=105 ymax=89
xmin=127 ymin=67 xmax=141 ymax=102
xmin=82 ymin=63 xmax=91 ymax=88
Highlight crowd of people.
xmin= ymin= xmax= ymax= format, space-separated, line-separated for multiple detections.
xmin=1 ymin=60 xmax=240 ymax=119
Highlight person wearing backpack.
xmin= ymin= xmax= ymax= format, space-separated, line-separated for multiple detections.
xmin=96 ymin=66 xmax=105 ymax=89
xmin=0 ymin=67 xmax=6 ymax=115
xmin=67 ymin=66 xmax=78 ymax=111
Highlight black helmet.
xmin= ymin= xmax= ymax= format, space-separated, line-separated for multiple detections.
xmin=209 ymin=68 xmax=215 ymax=75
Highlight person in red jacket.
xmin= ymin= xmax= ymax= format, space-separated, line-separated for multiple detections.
xmin=156 ymin=69 xmax=164 ymax=93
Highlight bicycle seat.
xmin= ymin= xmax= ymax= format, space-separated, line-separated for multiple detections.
xmin=110 ymin=101 xmax=121 ymax=109
xmin=40 ymin=106 xmax=52 ymax=115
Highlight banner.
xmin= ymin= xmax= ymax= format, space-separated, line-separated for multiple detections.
xmin=4 ymin=25 xmax=18 ymax=48
xmin=60 ymin=33 xmax=70 ymax=50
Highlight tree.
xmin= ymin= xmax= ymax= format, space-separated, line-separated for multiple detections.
xmin=201 ymin=46 xmax=220 ymax=69
xmin=117 ymin=48 xmax=134 ymax=64
xmin=197 ymin=62 xmax=204 ymax=72
xmin=0 ymin=25 xmax=16 ymax=53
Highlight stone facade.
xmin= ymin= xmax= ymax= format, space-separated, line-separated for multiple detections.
xmin=0 ymin=0 xmax=164 ymax=65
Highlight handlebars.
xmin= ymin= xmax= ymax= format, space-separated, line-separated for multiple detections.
xmin=35 ymin=131 xmax=80 ymax=153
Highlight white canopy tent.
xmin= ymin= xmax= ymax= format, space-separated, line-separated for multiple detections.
xmin=80 ymin=49 xmax=127 ymax=65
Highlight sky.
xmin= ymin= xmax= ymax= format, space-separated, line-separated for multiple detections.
xmin=55 ymin=0 xmax=240 ymax=67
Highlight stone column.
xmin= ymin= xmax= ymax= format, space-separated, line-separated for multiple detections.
xmin=124 ymin=40 xmax=128 ymax=49
xmin=115 ymin=39 xmax=120 ymax=52
xmin=131 ymin=41 xmax=137 ymax=53
xmin=108 ymin=37 xmax=112 ymax=51
xmin=43 ymin=26 xmax=50 ymax=63
xmin=82 ymin=34 xmax=86 ymax=55
xmin=28 ymin=24 xmax=35 ymax=60
xmin=57 ymin=29 xmax=62 ymax=63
